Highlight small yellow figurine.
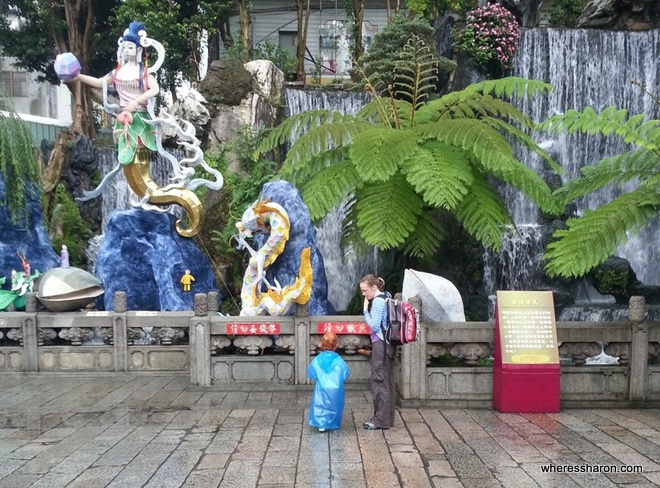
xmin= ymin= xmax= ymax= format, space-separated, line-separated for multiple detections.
xmin=180 ymin=269 xmax=195 ymax=292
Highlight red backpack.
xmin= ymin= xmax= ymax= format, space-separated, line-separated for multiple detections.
xmin=379 ymin=294 xmax=419 ymax=346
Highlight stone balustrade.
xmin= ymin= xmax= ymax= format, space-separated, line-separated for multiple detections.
xmin=0 ymin=292 xmax=658 ymax=407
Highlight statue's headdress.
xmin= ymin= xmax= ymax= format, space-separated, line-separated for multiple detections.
xmin=121 ymin=22 xmax=146 ymax=47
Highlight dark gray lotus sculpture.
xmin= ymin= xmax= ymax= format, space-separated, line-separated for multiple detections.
xmin=37 ymin=267 xmax=104 ymax=312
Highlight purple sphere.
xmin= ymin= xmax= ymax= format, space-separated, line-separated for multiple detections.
xmin=54 ymin=53 xmax=81 ymax=82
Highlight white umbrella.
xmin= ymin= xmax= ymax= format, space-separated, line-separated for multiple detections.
xmin=402 ymin=269 xmax=466 ymax=323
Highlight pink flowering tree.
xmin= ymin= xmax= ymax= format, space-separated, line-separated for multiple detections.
xmin=454 ymin=3 xmax=521 ymax=76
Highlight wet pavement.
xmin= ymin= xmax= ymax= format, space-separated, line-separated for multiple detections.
xmin=0 ymin=373 xmax=659 ymax=487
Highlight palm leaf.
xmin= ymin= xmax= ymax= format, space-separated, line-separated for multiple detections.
xmin=544 ymin=189 xmax=660 ymax=278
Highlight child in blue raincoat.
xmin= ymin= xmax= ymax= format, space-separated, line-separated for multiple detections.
xmin=307 ymin=332 xmax=350 ymax=432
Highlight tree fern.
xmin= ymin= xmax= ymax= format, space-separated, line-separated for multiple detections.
xmin=393 ymin=35 xmax=438 ymax=126
xmin=543 ymin=190 xmax=659 ymax=278
xmin=404 ymin=141 xmax=473 ymax=210
xmin=282 ymin=120 xmax=369 ymax=169
xmin=354 ymin=175 xmax=424 ymax=250
xmin=256 ymin=110 xmax=353 ymax=154
xmin=349 ymin=128 xmax=418 ymax=182
xmin=256 ymin=33 xmax=559 ymax=259
xmin=539 ymin=103 xmax=660 ymax=277
xmin=454 ymin=173 xmax=514 ymax=251
xmin=299 ymin=160 xmax=362 ymax=220
xmin=554 ymin=149 xmax=658 ymax=205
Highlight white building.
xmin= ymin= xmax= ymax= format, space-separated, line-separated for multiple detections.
xmin=229 ymin=1 xmax=396 ymax=82
xmin=0 ymin=13 xmax=73 ymax=143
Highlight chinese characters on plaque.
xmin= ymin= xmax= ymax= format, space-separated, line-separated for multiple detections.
xmin=317 ymin=322 xmax=370 ymax=334
xmin=496 ymin=291 xmax=559 ymax=365
xmin=226 ymin=323 xmax=280 ymax=335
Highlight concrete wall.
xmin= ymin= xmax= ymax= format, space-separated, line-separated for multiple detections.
xmin=1 ymin=292 xmax=659 ymax=408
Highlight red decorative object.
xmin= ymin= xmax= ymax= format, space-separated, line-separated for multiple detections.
xmin=226 ymin=323 xmax=280 ymax=335
xmin=317 ymin=322 xmax=370 ymax=335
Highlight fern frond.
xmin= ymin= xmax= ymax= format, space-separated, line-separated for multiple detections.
xmin=455 ymin=173 xmax=513 ymax=251
xmin=415 ymin=91 xmax=461 ymax=123
xmin=257 ymin=110 xmax=353 ymax=155
xmin=543 ymin=189 xmax=660 ymax=278
xmin=300 ymin=161 xmax=362 ymax=221
xmin=349 ymin=128 xmax=418 ymax=182
xmin=463 ymin=77 xmax=554 ymax=99
xmin=485 ymin=118 xmax=562 ymax=174
xmin=355 ymin=174 xmax=424 ymax=249
xmin=420 ymin=118 xmax=559 ymax=214
xmin=416 ymin=91 xmax=539 ymax=129
xmin=284 ymin=120 xmax=370 ymax=169
xmin=538 ymin=107 xmax=660 ymax=152
xmin=404 ymin=141 xmax=473 ymax=210
xmin=554 ymin=149 xmax=660 ymax=204
xmin=393 ymin=34 xmax=438 ymax=126
xmin=400 ymin=209 xmax=445 ymax=258
xmin=356 ymin=99 xmax=392 ymax=126
xmin=280 ymin=148 xmax=345 ymax=186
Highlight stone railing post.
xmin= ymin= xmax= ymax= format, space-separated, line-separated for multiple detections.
xmin=398 ymin=296 xmax=425 ymax=401
xmin=113 ymin=291 xmax=128 ymax=371
xmin=190 ymin=293 xmax=211 ymax=386
xmin=628 ymin=296 xmax=647 ymax=402
xmin=294 ymin=302 xmax=310 ymax=385
xmin=22 ymin=292 xmax=39 ymax=371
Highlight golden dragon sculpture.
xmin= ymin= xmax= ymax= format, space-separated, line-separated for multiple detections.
xmin=235 ymin=199 xmax=313 ymax=316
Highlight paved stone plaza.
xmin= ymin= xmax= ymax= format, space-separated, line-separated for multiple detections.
xmin=0 ymin=374 xmax=659 ymax=487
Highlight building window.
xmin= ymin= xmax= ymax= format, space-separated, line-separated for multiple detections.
xmin=1 ymin=70 xmax=29 ymax=98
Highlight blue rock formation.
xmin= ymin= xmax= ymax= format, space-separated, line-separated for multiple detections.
xmin=256 ymin=180 xmax=335 ymax=315
xmin=0 ymin=174 xmax=59 ymax=287
xmin=95 ymin=209 xmax=219 ymax=311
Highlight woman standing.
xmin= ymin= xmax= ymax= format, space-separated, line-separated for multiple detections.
xmin=360 ymin=274 xmax=396 ymax=430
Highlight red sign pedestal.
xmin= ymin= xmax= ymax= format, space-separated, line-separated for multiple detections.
xmin=493 ymin=363 xmax=560 ymax=413
xmin=493 ymin=291 xmax=561 ymax=413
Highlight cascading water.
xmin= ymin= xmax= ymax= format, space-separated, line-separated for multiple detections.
xmin=483 ymin=29 xmax=660 ymax=309
xmin=284 ymin=88 xmax=376 ymax=312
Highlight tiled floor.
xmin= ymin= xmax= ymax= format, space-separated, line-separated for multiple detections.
xmin=0 ymin=373 xmax=659 ymax=487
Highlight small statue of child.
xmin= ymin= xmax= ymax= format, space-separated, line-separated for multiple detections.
xmin=180 ymin=269 xmax=195 ymax=292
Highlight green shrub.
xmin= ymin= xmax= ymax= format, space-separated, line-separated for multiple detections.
xmin=49 ymin=185 xmax=92 ymax=267
xmin=549 ymin=0 xmax=586 ymax=28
